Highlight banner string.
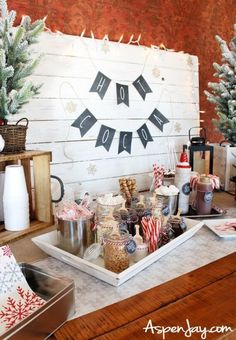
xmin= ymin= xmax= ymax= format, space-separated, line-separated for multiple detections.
xmin=54 ymin=34 xmax=197 ymax=164
xmin=59 ymin=79 xmax=177 ymax=162
xmin=59 ymin=80 xmax=168 ymax=133
xmin=75 ymin=36 xmax=153 ymax=87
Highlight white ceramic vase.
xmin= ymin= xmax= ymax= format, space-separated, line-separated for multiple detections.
xmin=174 ymin=167 xmax=192 ymax=214
xmin=3 ymin=165 xmax=29 ymax=231
xmin=0 ymin=134 xmax=5 ymax=152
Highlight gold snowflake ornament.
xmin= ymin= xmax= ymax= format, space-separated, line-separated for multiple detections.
xmin=152 ymin=66 xmax=161 ymax=78
xmin=174 ymin=122 xmax=182 ymax=133
xmin=87 ymin=163 xmax=97 ymax=176
xmin=187 ymin=55 xmax=193 ymax=67
xmin=101 ymin=42 xmax=110 ymax=53
xmin=65 ymin=101 xmax=77 ymax=113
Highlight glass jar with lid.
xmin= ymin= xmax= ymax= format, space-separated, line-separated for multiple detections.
xmin=95 ymin=193 xmax=124 ymax=224
xmin=103 ymin=229 xmax=130 ymax=273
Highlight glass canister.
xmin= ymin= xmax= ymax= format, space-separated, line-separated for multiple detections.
xmin=96 ymin=202 xmax=123 ymax=224
xmin=103 ymin=229 xmax=130 ymax=273
xmin=196 ymin=175 xmax=213 ymax=215
xmin=155 ymin=193 xmax=178 ymax=216
xmin=96 ymin=218 xmax=118 ymax=244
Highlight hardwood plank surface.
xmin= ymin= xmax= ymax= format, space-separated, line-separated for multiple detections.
xmin=96 ymin=272 xmax=236 ymax=339
xmin=54 ymin=252 xmax=236 ymax=340
xmin=33 ymin=153 xmax=53 ymax=223
xmin=0 ymin=150 xmax=52 ymax=161
xmin=0 ymin=221 xmax=53 ymax=245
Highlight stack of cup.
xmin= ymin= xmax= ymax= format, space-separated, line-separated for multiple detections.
xmin=0 ymin=171 xmax=4 ymax=221
xmin=3 ymin=165 xmax=29 ymax=231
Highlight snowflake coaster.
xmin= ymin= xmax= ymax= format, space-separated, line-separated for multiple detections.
xmin=0 ymin=245 xmax=45 ymax=335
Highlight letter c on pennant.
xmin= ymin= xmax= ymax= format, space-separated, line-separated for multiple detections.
xmin=79 ymin=115 xmax=91 ymax=128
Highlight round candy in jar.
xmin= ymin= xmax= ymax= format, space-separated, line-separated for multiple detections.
xmin=103 ymin=229 xmax=130 ymax=273
xmin=168 ymin=215 xmax=187 ymax=237
xmin=123 ymin=209 xmax=138 ymax=236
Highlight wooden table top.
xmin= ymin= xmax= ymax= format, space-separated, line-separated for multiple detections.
xmin=54 ymin=252 xmax=236 ymax=340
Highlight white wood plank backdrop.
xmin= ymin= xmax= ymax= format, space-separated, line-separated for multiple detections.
xmin=11 ymin=32 xmax=199 ymax=198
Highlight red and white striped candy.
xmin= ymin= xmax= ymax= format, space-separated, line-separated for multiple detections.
xmin=153 ymin=164 xmax=164 ymax=189
xmin=190 ymin=174 xmax=200 ymax=190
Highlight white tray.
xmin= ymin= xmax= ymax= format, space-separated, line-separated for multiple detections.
xmin=204 ymin=218 xmax=236 ymax=238
xmin=32 ymin=218 xmax=203 ymax=286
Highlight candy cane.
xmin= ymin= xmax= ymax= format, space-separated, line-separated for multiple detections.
xmin=190 ymin=174 xmax=200 ymax=190
xmin=153 ymin=164 xmax=164 ymax=189
xmin=190 ymin=174 xmax=220 ymax=190
xmin=141 ymin=216 xmax=149 ymax=242
xmin=208 ymin=175 xmax=220 ymax=190
xmin=215 ymin=221 xmax=236 ymax=231
xmin=148 ymin=216 xmax=158 ymax=252
xmin=156 ymin=218 xmax=161 ymax=244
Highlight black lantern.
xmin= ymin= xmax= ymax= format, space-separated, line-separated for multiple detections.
xmin=188 ymin=127 xmax=214 ymax=175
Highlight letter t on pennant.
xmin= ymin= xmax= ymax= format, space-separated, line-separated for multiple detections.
xmin=116 ymin=83 xmax=129 ymax=106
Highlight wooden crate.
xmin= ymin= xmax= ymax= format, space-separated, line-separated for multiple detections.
xmin=0 ymin=150 xmax=53 ymax=245
xmin=213 ymin=144 xmax=236 ymax=192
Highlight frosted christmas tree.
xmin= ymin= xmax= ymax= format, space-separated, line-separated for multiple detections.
xmin=0 ymin=0 xmax=45 ymax=121
xmin=205 ymin=24 xmax=236 ymax=145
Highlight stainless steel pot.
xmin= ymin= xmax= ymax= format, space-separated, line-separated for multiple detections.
xmin=57 ymin=216 xmax=95 ymax=256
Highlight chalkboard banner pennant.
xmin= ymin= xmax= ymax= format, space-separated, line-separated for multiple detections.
xmin=149 ymin=109 xmax=170 ymax=132
xmin=90 ymin=71 xmax=111 ymax=99
xmin=71 ymin=109 xmax=97 ymax=137
xmin=137 ymin=124 xmax=153 ymax=148
xmin=95 ymin=125 xmax=116 ymax=151
xmin=116 ymin=83 xmax=129 ymax=106
xmin=118 ymin=131 xmax=132 ymax=154
xmin=133 ymin=75 xmax=152 ymax=100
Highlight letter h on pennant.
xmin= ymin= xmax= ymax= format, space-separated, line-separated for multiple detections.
xmin=90 ymin=71 xmax=111 ymax=99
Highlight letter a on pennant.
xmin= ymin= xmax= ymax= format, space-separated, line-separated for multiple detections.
xmin=95 ymin=125 xmax=116 ymax=151
xmin=149 ymin=109 xmax=170 ymax=132
xmin=89 ymin=71 xmax=111 ymax=99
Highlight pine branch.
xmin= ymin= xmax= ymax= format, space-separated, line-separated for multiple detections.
xmin=0 ymin=0 xmax=45 ymax=119
xmin=205 ymin=25 xmax=236 ymax=143
xmin=25 ymin=19 xmax=45 ymax=45
xmin=13 ymin=55 xmax=41 ymax=82
xmin=8 ymin=81 xmax=40 ymax=114
xmin=0 ymin=86 xmax=9 ymax=117
xmin=12 ymin=26 xmax=25 ymax=49
xmin=215 ymin=35 xmax=236 ymax=68
xmin=0 ymin=0 xmax=8 ymax=19
xmin=20 ymin=15 xmax=31 ymax=31
xmin=8 ymin=9 xmax=16 ymax=26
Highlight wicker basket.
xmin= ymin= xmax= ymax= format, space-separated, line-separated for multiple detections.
xmin=0 ymin=118 xmax=29 ymax=154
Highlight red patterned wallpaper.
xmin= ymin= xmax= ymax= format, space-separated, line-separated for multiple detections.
xmin=8 ymin=0 xmax=236 ymax=142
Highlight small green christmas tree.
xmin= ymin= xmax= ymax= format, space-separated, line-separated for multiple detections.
xmin=204 ymin=24 xmax=236 ymax=145
xmin=0 ymin=0 xmax=45 ymax=121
